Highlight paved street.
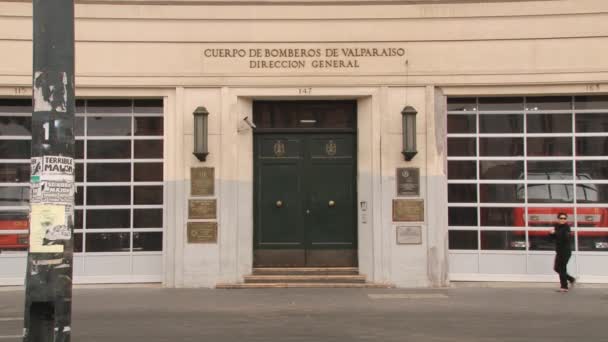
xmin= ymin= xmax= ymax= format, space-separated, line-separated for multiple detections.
xmin=1 ymin=285 xmax=608 ymax=341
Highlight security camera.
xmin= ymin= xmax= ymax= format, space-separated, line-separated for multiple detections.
xmin=243 ymin=116 xmax=256 ymax=129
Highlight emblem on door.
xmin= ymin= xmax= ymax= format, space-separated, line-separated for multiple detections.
xmin=273 ymin=140 xmax=286 ymax=157
xmin=325 ymin=140 xmax=337 ymax=156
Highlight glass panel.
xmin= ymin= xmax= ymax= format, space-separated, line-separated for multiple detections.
xmin=87 ymin=163 xmax=130 ymax=182
xmin=134 ymin=99 xmax=163 ymax=114
xmin=75 ymin=117 xmax=84 ymax=136
xmin=135 ymin=117 xmax=163 ymax=136
xmin=576 ymin=113 xmax=608 ymax=133
xmin=85 ymin=233 xmax=130 ymax=252
xmin=87 ymin=186 xmax=130 ymax=205
xmin=0 ymin=211 xmax=27 ymax=252
xmin=447 ymin=138 xmax=476 ymax=156
xmin=448 ymin=230 xmax=478 ymax=250
xmin=0 ymin=186 xmax=29 ymax=206
xmin=0 ymin=211 xmax=28 ymax=229
xmin=0 ymin=117 xmax=31 ymax=136
xmin=480 ymin=184 xmax=523 ymax=203
xmin=253 ymin=101 xmax=356 ymax=129
xmin=578 ymin=231 xmax=608 ymax=252
xmin=577 ymin=184 xmax=608 ymax=204
xmin=0 ymin=163 xmax=29 ymax=182
xmin=448 ymin=161 xmax=476 ymax=180
xmin=479 ymin=161 xmax=523 ymax=180
xmin=447 ymin=98 xmax=476 ymax=112
xmin=528 ymin=230 xmax=562 ymax=251
xmin=75 ymin=186 xmax=83 ymax=206
xmin=134 ymin=140 xmax=162 ymax=159
xmin=0 ymin=140 xmax=30 ymax=159
xmin=134 ymin=186 xmax=163 ymax=205
xmin=480 ymin=207 xmax=522 ymax=226
xmin=527 ymin=161 xmax=572 ymax=180
xmin=75 ymin=140 xmax=84 ymax=159
xmin=0 ymin=99 xmax=31 ymax=113
xmin=527 ymin=184 xmax=574 ymax=203
xmin=0 ymin=232 xmax=28 ymax=251
xmin=576 ymin=161 xmax=608 ymax=180
xmin=87 ymin=117 xmax=131 ymax=136
xmin=74 ymin=233 xmax=82 ymax=253
xmin=481 ymin=231 xmax=526 ymax=250
xmin=478 ymin=97 xmax=523 ymax=111
xmin=87 ymin=140 xmax=131 ymax=159
xmin=74 ymin=210 xmax=83 ymax=229
xmin=576 ymin=137 xmax=608 ymax=156
xmin=479 ymin=138 xmax=523 ymax=156
xmin=87 ymin=99 xmax=132 ymax=114
xmin=576 ymin=207 xmax=607 ymax=228
xmin=447 ymin=115 xmax=475 ymax=134
xmin=448 ymin=184 xmax=477 ymax=203
xmin=575 ymin=95 xmax=608 ymax=110
xmin=527 ymin=137 xmax=572 ymax=156
xmin=527 ymin=207 xmax=574 ymax=228
xmin=448 ymin=207 xmax=477 ymax=226
xmin=526 ymin=114 xmax=572 ymax=133
xmin=134 ymin=163 xmax=163 ymax=182
xmin=134 ymin=209 xmax=163 ymax=228
xmin=75 ymin=163 xmax=83 ymax=182
xmin=525 ymin=96 xmax=572 ymax=111
xmin=133 ymin=232 xmax=162 ymax=251
xmin=479 ymin=114 xmax=523 ymax=133
xmin=86 ymin=209 xmax=130 ymax=229
xmin=75 ymin=99 xmax=85 ymax=114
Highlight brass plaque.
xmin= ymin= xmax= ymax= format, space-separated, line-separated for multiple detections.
xmin=396 ymin=226 xmax=422 ymax=244
xmin=191 ymin=167 xmax=214 ymax=196
xmin=393 ymin=199 xmax=424 ymax=222
xmin=396 ymin=168 xmax=420 ymax=196
xmin=187 ymin=222 xmax=218 ymax=243
xmin=189 ymin=199 xmax=217 ymax=219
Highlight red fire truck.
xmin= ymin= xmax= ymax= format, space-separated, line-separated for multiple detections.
xmin=0 ymin=212 xmax=28 ymax=251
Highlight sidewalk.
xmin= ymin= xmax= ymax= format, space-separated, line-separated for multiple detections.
xmin=2 ymin=285 xmax=607 ymax=341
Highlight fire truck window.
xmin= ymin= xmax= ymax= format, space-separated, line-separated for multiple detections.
xmin=448 ymin=184 xmax=477 ymax=203
xmin=448 ymin=230 xmax=478 ymax=250
xmin=527 ymin=184 xmax=574 ymax=203
xmin=578 ymin=231 xmax=608 ymax=252
xmin=0 ymin=163 xmax=29 ymax=183
xmin=479 ymin=161 xmax=523 ymax=180
xmin=447 ymin=115 xmax=476 ymax=134
xmin=480 ymin=231 xmax=526 ymax=250
xmin=479 ymin=114 xmax=523 ymax=133
xmin=447 ymin=97 xmax=476 ymax=112
xmin=527 ymin=137 xmax=572 ymax=157
xmin=447 ymin=138 xmax=476 ymax=156
xmin=576 ymin=137 xmax=608 ymax=156
xmin=480 ymin=207 xmax=521 ymax=226
xmin=479 ymin=138 xmax=523 ymax=156
xmin=448 ymin=207 xmax=477 ymax=226
xmin=480 ymin=184 xmax=523 ymax=203
xmin=527 ymin=114 xmax=572 ymax=133
xmin=0 ymin=117 xmax=31 ymax=136
xmin=526 ymin=96 xmax=572 ymax=111
xmin=478 ymin=97 xmax=524 ymax=111
xmin=576 ymin=113 xmax=608 ymax=133
xmin=576 ymin=184 xmax=608 ymax=203
xmin=527 ymin=161 xmax=572 ymax=179
xmin=577 ymin=161 xmax=608 ymax=180
xmin=448 ymin=161 xmax=476 ymax=180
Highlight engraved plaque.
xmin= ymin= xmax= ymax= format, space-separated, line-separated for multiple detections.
xmin=396 ymin=226 xmax=422 ymax=244
xmin=189 ymin=199 xmax=217 ymax=219
xmin=191 ymin=167 xmax=214 ymax=196
xmin=393 ymin=199 xmax=424 ymax=222
xmin=396 ymin=168 xmax=420 ymax=196
xmin=187 ymin=222 xmax=218 ymax=243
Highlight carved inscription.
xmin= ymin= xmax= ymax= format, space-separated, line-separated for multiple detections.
xmin=191 ymin=167 xmax=214 ymax=196
xmin=393 ymin=199 xmax=424 ymax=222
xmin=187 ymin=222 xmax=218 ymax=243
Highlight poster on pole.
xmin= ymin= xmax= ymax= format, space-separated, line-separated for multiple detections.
xmin=29 ymin=204 xmax=69 ymax=253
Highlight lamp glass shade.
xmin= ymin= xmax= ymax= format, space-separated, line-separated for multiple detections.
xmin=193 ymin=106 xmax=209 ymax=161
xmin=401 ymin=105 xmax=418 ymax=161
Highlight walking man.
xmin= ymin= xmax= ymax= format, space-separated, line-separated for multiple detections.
xmin=552 ymin=213 xmax=575 ymax=292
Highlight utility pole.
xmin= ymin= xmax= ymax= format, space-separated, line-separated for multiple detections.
xmin=24 ymin=0 xmax=75 ymax=341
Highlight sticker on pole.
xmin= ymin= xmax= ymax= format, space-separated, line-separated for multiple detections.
xmin=31 ymin=156 xmax=74 ymax=205
xmin=29 ymin=204 xmax=69 ymax=253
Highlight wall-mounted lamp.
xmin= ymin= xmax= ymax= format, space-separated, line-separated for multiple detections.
xmin=401 ymin=105 xmax=418 ymax=161
xmin=193 ymin=106 xmax=209 ymax=161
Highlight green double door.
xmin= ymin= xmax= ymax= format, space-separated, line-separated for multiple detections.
xmin=254 ymin=133 xmax=357 ymax=267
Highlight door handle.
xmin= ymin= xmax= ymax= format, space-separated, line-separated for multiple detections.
xmin=328 ymin=200 xmax=336 ymax=207
xmin=276 ymin=200 xmax=283 ymax=208
xmin=306 ymin=209 xmax=310 ymax=215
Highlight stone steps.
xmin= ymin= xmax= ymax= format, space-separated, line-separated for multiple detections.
xmin=216 ymin=282 xmax=392 ymax=289
xmin=252 ymin=267 xmax=359 ymax=276
xmin=244 ymin=274 xmax=366 ymax=284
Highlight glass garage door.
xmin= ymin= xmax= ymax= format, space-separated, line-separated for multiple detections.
xmin=0 ymin=98 xmax=164 ymax=284
xmin=447 ymin=96 xmax=608 ymax=282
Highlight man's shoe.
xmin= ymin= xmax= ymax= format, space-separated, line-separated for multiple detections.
xmin=569 ymin=277 xmax=576 ymax=288
xmin=556 ymin=288 xmax=568 ymax=293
